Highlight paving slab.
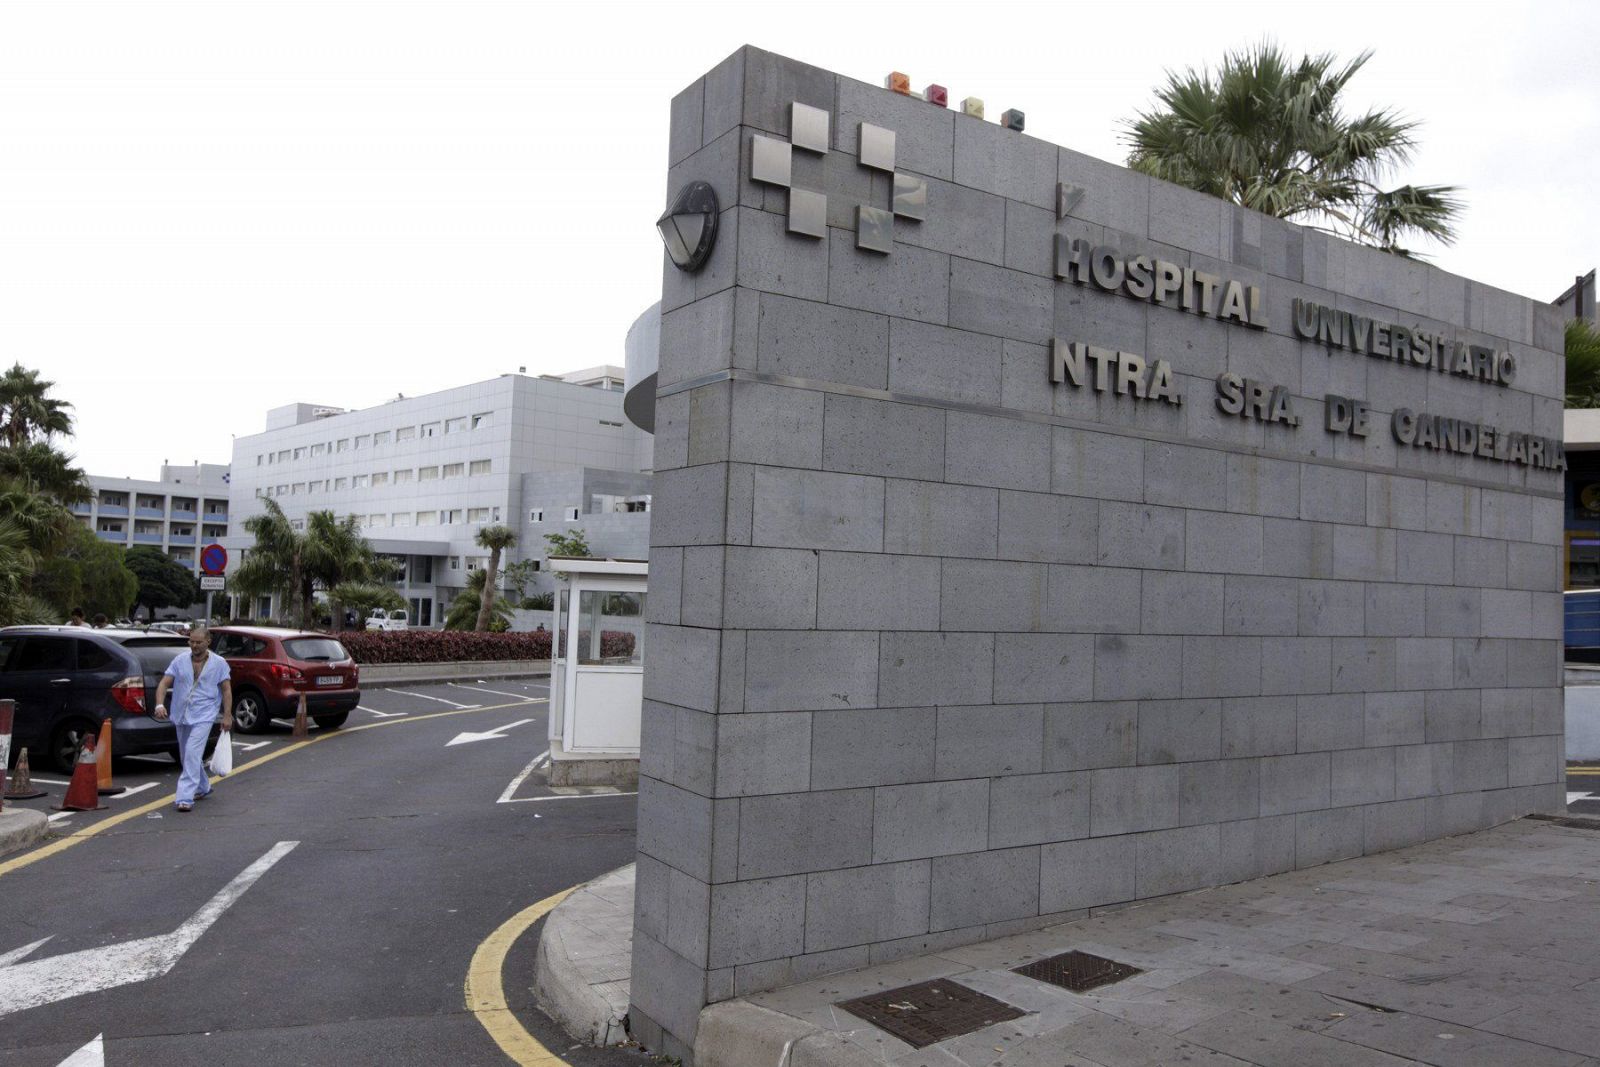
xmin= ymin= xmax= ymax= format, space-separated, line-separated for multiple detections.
xmin=0 ymin=807 xmax=47 ymax=856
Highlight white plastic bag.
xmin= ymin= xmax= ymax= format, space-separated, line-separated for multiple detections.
xmin=209 ymin=730 xmax=233 ymax=776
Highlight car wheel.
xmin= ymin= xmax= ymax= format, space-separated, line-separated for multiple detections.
xmin=49 ymin=719 xmax=98 ymax=775
xmin=232 ymin=690 xmax=269 ymax=734
xmin=313 ymin=712 xmax=348 ymax=730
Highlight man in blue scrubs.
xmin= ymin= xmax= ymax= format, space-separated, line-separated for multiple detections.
xmin=153 ymin=623 xmax=234 ymax=812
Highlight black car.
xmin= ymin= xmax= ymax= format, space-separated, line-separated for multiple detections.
xmin=0 ymin=627 xmax=220 ymax=773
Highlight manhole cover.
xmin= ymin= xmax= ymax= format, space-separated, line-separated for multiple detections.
xmin=1013 ymin=950 xmax=1141 ymax=993
xmin=835 ymin=978 xmax=1026 ymax=1049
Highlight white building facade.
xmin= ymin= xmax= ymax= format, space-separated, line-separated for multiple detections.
xmin=224 ymin=368 xmax=651 ymax=626
xmin=76 ymin=462 xmax=232 ymax=577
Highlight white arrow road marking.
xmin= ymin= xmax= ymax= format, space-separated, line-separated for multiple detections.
xmin=56 ymin=1033 xmax=102 ymax=1067
xmin=446 ymin=719 xmax=534 ymax=747
xmin=0 ymin=840 xmax=298 ymax=1018
xmin=233 ymin=740 xmax=271 ymax=751
xmin=449 ymin=683 xmax=549 ymax=702
xmin=387 ymin=688 xmax=475 ymax=709
xmin=0 ymin=938 xmax=51 ymax=967
xmin=496 ymin=750 xmax=550 ymax=803
xmin=358 ymin=705 xmax=407 ymax=718
xmin=46 ymin=812 xmax=75 ymax=824
xmin=115 ymin=782 xmax=159 ymax=800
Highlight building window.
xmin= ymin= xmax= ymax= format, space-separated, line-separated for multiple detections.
xmin=491 ymin=506 xmax=501 ymax=522
xmin=277 ymin=485 xmax=288 ymax=496
xmin=291 ymin=483 xmax=304 ymax=495
xmin=277 ymin=450 xmax=291 ymax=462
xmin=396 ymin=426 xmax=416 ymax=442
xmin=371 ymin=471 xmax=388 ymax=486
xmin=471 ymin=411 xmax=492 ymax=430
xmin=416 ymin=511 xmax=437 ymax=526
xmin=466 ymin=555 xmax=487 ymax=572
xmin=336 ymin=439 xmax=350 ymax=453
xmin=443 ymin=463 xmax=464 ymax=478
xmin=368 ymin=514 xmax=387 ymax=528
xmin=308 ymin=480 xmax=323 ymax=493
xmin=468 ymin=507 xmax=489 ymax=523
xmin=420 ymin=422 xmax=439 ymax=438
xmin=311 ymin=443 xmax=326 ymax=457
xmin=450 ymin=556 xmax=461 ymax=570
xmin=256 ymin=455 xmax=263 ymax=466
xmin=393 ymin=469 xmax=413 ymax=483
xmin=469 ymin=459 xmax=491 ymax=476
xmin=564 ymin=506 xmax=579 ymax=521
xmin=445 ymin=416 xmax=467 ymax=434
xmin=372 ymin=430 xmax=390 ymax=447
xmin=291 ymin=519 xmax=305 ymax=531
xmin=353 ymin=474 xmax=369 ymax=488
xmin=392 ymin=512 xmax=412 ymax=527
xmin=418 ymin=466 xmax=438 ymax=481
xmin=354 ymin=435 xmax=369 ymax=449
xmin=334 ymin=477 xmax=347 ymax=490
xmin=293 ymin=447 xmax=305 ymax=460
xmin=529 ymin=509 xmax=543 ymax=523
xmin=445 ymin=508 xmax=463 ymax=524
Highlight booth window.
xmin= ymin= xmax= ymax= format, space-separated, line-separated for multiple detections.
xmin=576 ymin=591 xmax=645 ymax=666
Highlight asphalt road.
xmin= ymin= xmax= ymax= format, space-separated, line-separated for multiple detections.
xmin=0 ymin=678 xmax=652 ymax=1066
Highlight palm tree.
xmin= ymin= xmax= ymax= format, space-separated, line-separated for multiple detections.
xmin=0 ymin=442 xmax=91 ymax=504
xmin=1568 ymin=319 xmax=1600 ymax=409
xmin=1123 ymin=44 xmax=1462 ymax=257
xmin=0 ymin=363 xmax=74 ymax=447
xmin=305 ymin=511 xmax=391 ymax=630
xmin=473 ymin=524 xmax=517 ymax=631
xmin=234 ymin=498 xmax=311 ymax=626
xmin=445 ymin=568 xmax=513 ymax=631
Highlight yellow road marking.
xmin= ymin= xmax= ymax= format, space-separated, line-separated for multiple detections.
xmin=465 ymin=886 xmax=576 ymax=1066
xmin=0 ymin=697 xmax=546 ymax=880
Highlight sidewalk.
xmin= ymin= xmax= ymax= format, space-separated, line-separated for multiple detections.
xmin=0 ymin=808 xmax=48 ymax=857
xmin=539 ymin=817 xmax=1600 ymax=1066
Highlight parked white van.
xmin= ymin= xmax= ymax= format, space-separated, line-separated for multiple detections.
xmin=365 ymin=609 xmax=409 ymax=631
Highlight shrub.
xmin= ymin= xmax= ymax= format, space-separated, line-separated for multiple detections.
xmin=339 ymin=629 xmax=553 ymax=665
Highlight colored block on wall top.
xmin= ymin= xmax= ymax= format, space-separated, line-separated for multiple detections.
xmin=924 ymin=83 xmax=949 ymax=108
xmin=1001 ymin=108 xmax=1025 ymax=132
xmin=884 ymin=71 xmax=912 ymax=95
xmin=961 ymin=96 xmax=984 ymax=119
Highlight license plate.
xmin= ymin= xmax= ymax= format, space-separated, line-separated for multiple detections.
xmin=316 ymin=676 xmax=342 ymax=687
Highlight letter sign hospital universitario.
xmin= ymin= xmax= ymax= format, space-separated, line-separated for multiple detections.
xmin=1050 ymin=232 xmax=1564 ymax=473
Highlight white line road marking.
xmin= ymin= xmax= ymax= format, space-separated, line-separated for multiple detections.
xmin=535 ymin=751 xmax=550 ymax=768
xmin=358 ymin=705 xmax=408 ymax=718
xmin=503 ymin=791 xmax=639 ymax=804
xmin=46 ymin=812 xmax=74 ymax=823
xmin=0 ymin=840 xmax=299 ymax=1018
xmin=114 ymin=783 xmax=159 ymax=800
xmin=496 ymin=751 xmax=550 ymax=804
xmin=1569 ymin=791 xmax=1590 ymax=804
xmin=387 ymin=689 xmax=475 ymax=708
xmin=56 ymin=1033 xmax=102 ymax=1067
xmin=234 ymin=740 xmax=271 ymax=751
xmin=122 ymin=755 xmax=170 ymax=764
xmin=0 ymin=938 xmax=50 ymax=967
xmin=446 ymin=719 xmax=534 ymax=747
xmin=449 ymin=682 xmax=549 ymax=701
xmin=27 ymin=778 xmax=70 ymax=786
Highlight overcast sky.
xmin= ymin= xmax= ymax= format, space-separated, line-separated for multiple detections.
xmin=3 ymin=0 xmax=1595 ymax=477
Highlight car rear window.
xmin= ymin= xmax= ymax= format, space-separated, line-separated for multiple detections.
xmin=133 ymin=646 xmax=184 ymax=675
xmin=75 ymin=640 xmax=120 ymax=671
xmin=284 ymin=638 xmax=348 ymax=662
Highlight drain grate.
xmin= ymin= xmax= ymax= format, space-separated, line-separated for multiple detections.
xmin=835 ymin=978 xmax=1026 ymax=1049
xmin=1013 ymin=950 xmax=1142 ymax=993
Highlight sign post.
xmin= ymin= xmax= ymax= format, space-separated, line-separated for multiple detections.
xmin=200 ymin=543 xmax=228 ymax=623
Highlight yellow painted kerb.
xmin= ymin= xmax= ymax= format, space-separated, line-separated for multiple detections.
xmin=466 ymin=886 xmax=577 ymax=1066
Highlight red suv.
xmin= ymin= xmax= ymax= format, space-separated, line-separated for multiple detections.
xmin=208 ymin=626 xmax=360 ymax=733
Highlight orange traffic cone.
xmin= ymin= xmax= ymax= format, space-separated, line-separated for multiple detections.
xmin=292 ymin=694 xmax=309 ymax=740
xmin=57 ymin=734 xmax=106 ymax=811
xmin=96 ymin=719 xmax=126 ymax=797
xmin=4 ymin=747 xmax=45 ymax=800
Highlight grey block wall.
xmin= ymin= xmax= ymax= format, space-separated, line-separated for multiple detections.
xmin=631 ymin=46 xmax=1567 ymax=1061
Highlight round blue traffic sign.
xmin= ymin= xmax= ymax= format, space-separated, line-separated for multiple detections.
xmin=201 ymin=543 xmax=228 ymax=575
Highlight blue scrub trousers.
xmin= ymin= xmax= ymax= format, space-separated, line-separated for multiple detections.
xmin=175 ymin=721 xmax=213 ymax=804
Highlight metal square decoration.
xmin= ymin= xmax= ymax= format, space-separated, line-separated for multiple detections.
xmin=858 ymin=122 xmax=896 ymax=172
xmin=791 ymin=102 xmax=830 ymax=154
xmin=751 ymin=134 xmax=793 ymax=187
xmin=892 ymin=174 xmax=927 ymax=221
xmin=788 ymin=187 xmax=827 ymax=238
xmin=857 ymin=205 xmax=893 ymax=253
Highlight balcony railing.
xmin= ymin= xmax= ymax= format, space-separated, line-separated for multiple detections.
xmin=203 ymin=512 xmax=229 ymax=523
xmin=135 ymin=507 xmax=165 ymax=519
xmin=169 ymin=533 xmax=196 ymax=545
xmin=97 ymin=529 xmax=127 ymax=542
xmin=70 ymin=501 xmax=91 ymax=514
xmin=97 ymin=505 xmax=128 ymax=517
xmin=133 ymin=532 xmax=163 ymax=544
xmin=170 ymin=509 xmax=197 ymax=521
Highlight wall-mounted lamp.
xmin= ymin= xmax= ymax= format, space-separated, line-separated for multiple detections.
xmin=656 ymin=180 xmax=720 ymax=273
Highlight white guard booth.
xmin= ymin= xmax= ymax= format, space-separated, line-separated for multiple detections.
xmin=547 ymin=557 xmax=646 ymax=783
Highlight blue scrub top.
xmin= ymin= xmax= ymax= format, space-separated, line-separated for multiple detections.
xmin=163 ymin=650 xmax=231 ymax=725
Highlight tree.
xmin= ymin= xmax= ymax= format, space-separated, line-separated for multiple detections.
xmin=543 ymin=528 xmax=592 ymax=559
xmin=1567 ymin=319 xmax=1600 ymax=409
xmin=502 ymin=558 xmax=542 ymax=604
xmin=234 ymin=498 xmax=311 ymax=626
xmin=444 ymin=568 xmax=512 ymax=631
xmin=0 ymin=363 xmax=74 ymax=448
xmin=328 ymin=580 xmax=406 ymax=625
xmin=304 ymin=511 xmax=392 ymax=631
xmin=35 ymin=524 xmax=138 ymax=619
xmin=473 ymin=524 xmax=517 ymax=631
xmin=0 ymin=442 xmax=90 ymax=504
xmin=1123 ymin=44 xmax=1462 ymax=257
xmin=126 ymin=545 xmax=199 ymax=621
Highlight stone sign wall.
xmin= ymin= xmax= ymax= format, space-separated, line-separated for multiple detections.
xmin=631 ymin=46 xmax=1567 ymax=1060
